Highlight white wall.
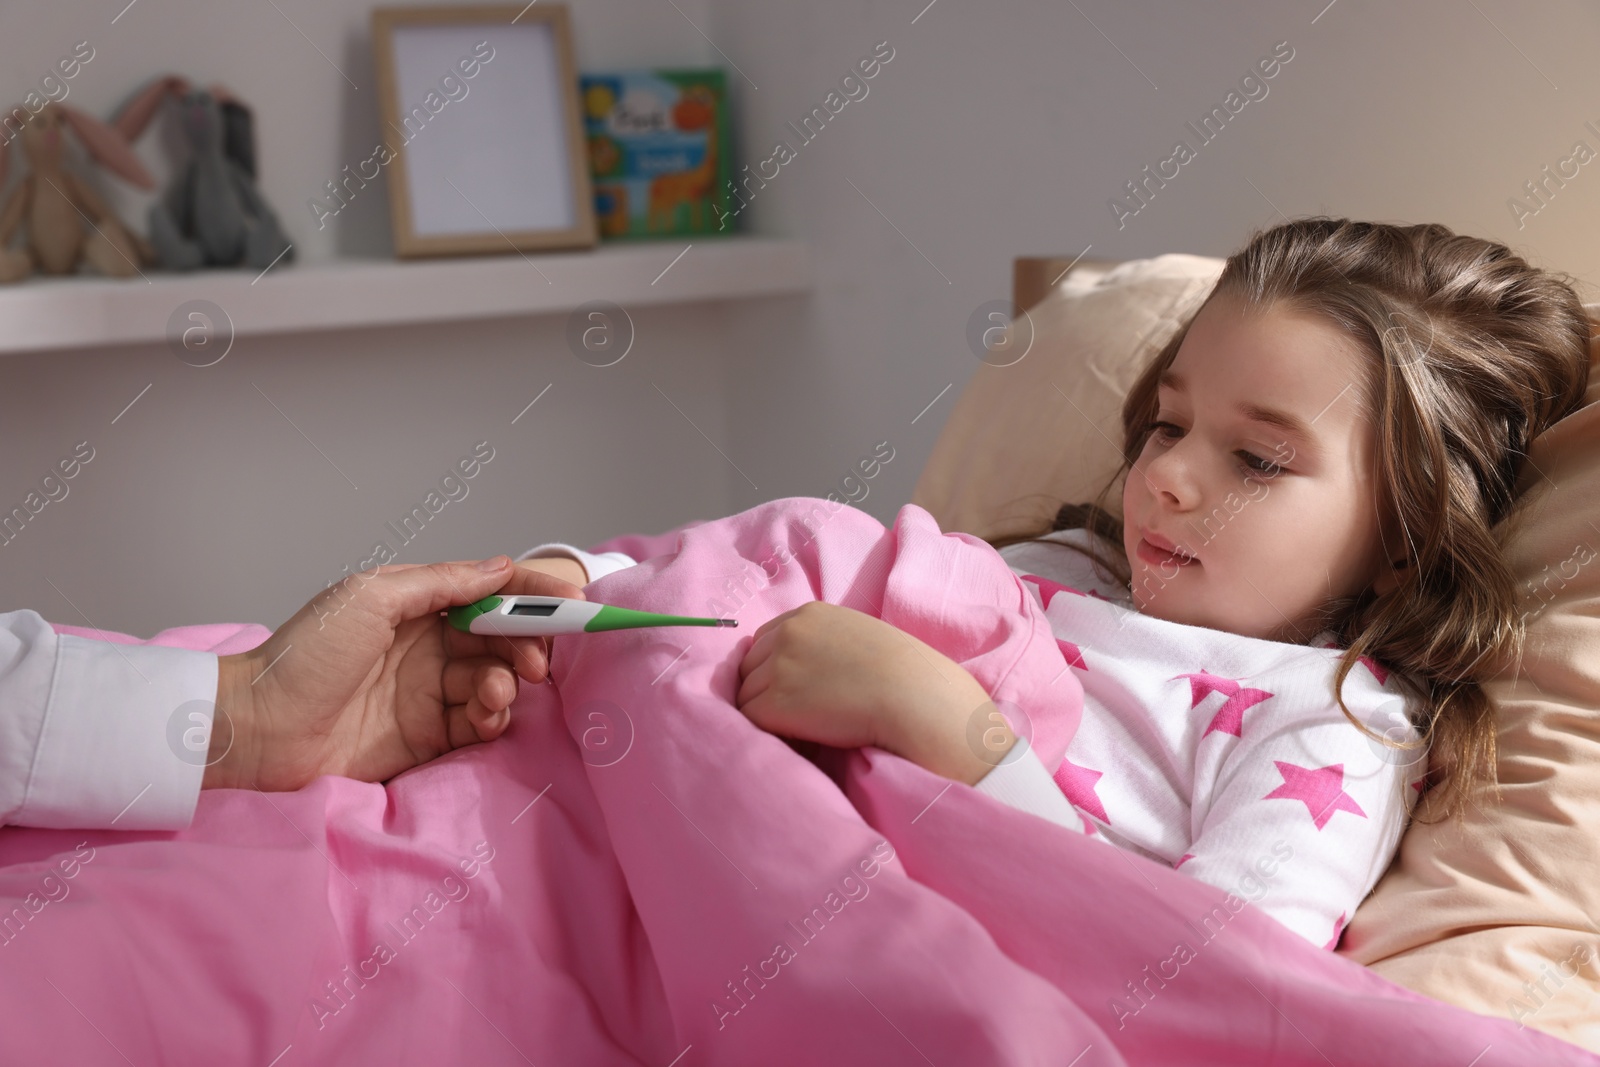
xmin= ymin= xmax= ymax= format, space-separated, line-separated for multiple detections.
xmin=707 ymin=0 xmax=1600 ymax=520
xmin=4 ymin=0 xmax=1599 ymax=634
xmin=0 ymin=0 xmax=770 ymax=633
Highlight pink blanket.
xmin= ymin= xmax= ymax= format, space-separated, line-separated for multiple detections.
xmin=3 ymin=497 xmax=1593 ymax=1065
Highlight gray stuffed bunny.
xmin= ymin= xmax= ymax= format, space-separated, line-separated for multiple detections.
xmin=115 ymin=76 xmax=294 ymax=271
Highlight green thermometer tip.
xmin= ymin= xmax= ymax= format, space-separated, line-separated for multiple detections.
xmin=582 ymin=604 xmax=738 ymax=632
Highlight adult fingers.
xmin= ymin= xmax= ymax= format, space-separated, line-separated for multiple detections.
xmin=442 ymin=655 xmax=518 ymax=713
xmin=344 ymin=557 xmax=522 ymax=628
xmin=442 ymin=657 xmax=518 ymax=746
xmin=461 ymin=633 xmax=552 ymax=685
xmin=441 ymin=613 xmax=552 ymax=682
xmin=445 ymin=566 xmax=583 ymax=683
xmin=349 ymin=557 xmax=584 ymax=628
xmin=443 ymin=698 xmax=509 ymax=749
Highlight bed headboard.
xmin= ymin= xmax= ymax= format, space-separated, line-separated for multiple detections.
xmin=919 ymin=251 xmax=1218 ymax=541
xmin=1012 ymin=254 xmax=1125 ymax=313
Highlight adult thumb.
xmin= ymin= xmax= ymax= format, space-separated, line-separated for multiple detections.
xmin=363 ymin=557 xmax=519 ymax=625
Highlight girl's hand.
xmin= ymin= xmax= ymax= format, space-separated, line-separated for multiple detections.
xmin=735 ymin=602 xmax=1014 ymax=785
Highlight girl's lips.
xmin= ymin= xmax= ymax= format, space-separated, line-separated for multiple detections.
xmin=1136 ymin=537 xmax=1199 ymax=568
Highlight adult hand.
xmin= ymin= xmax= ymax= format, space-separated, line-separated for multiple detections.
xmin=202 ymin=556 xmax=584 ymax=792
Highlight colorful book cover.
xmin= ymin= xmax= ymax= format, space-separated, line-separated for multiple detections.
xmin=580 ymin=69 xmax=732 ymax=239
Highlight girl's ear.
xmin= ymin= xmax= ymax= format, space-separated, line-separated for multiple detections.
xmin=1372 ymin=556 xmax=1409 ymax=598
xmin=58 ymin=105 xmax=156 ymax=190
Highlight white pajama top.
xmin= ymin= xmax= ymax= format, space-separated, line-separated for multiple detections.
xmin=523 ymin=526 xmax=1424 ymax=950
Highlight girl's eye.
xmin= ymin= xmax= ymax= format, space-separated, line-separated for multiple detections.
xmin=1239 ymin=451 xmax=1283 ymax=477
xmin=1147 ymin=421 xmax=1285 ymax=477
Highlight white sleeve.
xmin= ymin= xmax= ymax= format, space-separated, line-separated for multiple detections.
xmin=1179 ymin=707 xmax=1418 ymax=949
xmin=0 ymin=609 xmax=220 ymax=831
xmin=516 ymin=542 xmax=639 ymax=584
xmin=973 ymin=744 xmax=1087 ymax=832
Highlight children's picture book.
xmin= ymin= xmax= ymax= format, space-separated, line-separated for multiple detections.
xmin=580 ymin=69 xmax=732 ymax=239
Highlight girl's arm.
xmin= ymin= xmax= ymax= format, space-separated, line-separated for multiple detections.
xmin=1176 ymin=708 xmax=1420 ymax=949
xmin=514 ymin=555 xmax=588 ymax=589
xmin=735 ymin=602 xmax=1016 ymax=786
xmin=514 ymin=542 xmax=640 ymax=586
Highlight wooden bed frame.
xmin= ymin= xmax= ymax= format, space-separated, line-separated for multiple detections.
xmin=1012 ymin=255 xmax=1125 ymax=313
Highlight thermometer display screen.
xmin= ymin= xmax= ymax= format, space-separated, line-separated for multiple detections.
xmin=508 ymin=603 xmax=560 ymax=616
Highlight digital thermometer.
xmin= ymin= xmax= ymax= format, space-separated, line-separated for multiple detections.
xmin=447 ymin=595 xmax=737 ymax=637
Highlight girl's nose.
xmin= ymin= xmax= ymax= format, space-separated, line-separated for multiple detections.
xmin=1142 ymin=441 xmax=1199 ymax=508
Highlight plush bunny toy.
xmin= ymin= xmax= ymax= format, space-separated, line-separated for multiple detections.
xmin=114 ymin=75 xmax=294 ymax=272
xmin=0 ymin=102 xmax=156 ymax=283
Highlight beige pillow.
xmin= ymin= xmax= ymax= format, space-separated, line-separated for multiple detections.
xmin=914 ymin=253 xmax=1600 ymax=1053
xmin=912 ymin=254 xmax=1224 ymax=541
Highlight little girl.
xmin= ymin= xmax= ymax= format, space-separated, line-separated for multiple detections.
xmin=515 ymin=218 xmax=1591 ymax=950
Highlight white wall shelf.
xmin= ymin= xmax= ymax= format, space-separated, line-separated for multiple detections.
xmin=0 ymin=236 xmax=811 ymax=356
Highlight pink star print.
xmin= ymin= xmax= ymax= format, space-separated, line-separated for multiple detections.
xmin=1053 ymin=755 xmax=1110 ymax=825
xmin=1022 ymin=574 xmax=1087 ymax=609
xmin=1323 ymin=912 xmax=1348 ymax=951
xmin=1265 ymin=762 xmax=1367 ymax=830
xmin=1316 ymin=640 xmax=1390 ymax=685
xmin=1172 ymin=669 xmax=1274 ymax=738
xmin=1174 ymin=853 xmax=1195 ymax=869
xmin=1056 ymin=638 xmax=1087 ymax=671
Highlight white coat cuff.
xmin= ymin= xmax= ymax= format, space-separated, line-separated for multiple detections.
xmin=19 ymin=636 xmax=218 ymax=831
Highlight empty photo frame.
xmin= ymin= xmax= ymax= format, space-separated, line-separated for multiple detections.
xmin=371 ymin=4 xmax=598 ymax=258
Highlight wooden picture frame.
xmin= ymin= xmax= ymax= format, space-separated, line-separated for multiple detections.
xmin=371 ymin=4 xmax=598 ymax=258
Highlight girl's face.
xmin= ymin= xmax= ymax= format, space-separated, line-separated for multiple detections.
xmin=1121 ymin=292 xmax=1403 ymax=642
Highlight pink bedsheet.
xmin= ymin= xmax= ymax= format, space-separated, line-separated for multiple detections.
xmin=3 ymin=496 xmax=1592 ymax=1065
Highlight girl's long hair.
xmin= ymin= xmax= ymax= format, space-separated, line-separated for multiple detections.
xmin=990 ymin=218 xmax=1591 ymax=821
